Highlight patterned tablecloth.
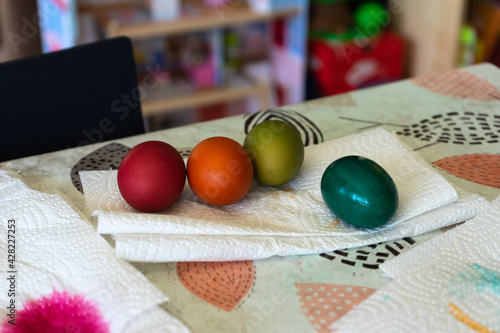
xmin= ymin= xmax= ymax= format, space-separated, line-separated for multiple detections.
xmin=2 ymin=63 xmax=499 ymax=332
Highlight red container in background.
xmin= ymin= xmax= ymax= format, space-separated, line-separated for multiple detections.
xmin=308 ymin=30 xmax=405 ymax=96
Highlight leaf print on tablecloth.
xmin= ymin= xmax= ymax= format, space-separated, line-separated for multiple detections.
xmin=244 ymin=109 xmax=324 ymax=146
xmin=295 ymin=283 xmax=376 ymax=333
xmin=70 ymin=142 xmax=131 ymax=194
xmin=339 ymin=111 xmax=500 ymax=150
xmin=319 ymin=237 xmax=417 ymax=269
xmin=177 ymin=261 xmax=255 ymax=312
xmin=412 ymin=70 xmax=500 ymax=101
xmin=396 ymin=111 xmax=500 ymax=150
xmin=71 ymin=143 xmax=194 ymax=193
xmin=433 ymin=154 xmax=500 ymax=189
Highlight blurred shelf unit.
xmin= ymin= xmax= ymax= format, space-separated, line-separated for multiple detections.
xmin=0 ymin=0 xmax=474 ymax=90
xmin=140 ymin=78 xmax=271 ymax=117
xmin=77 ymin=0 xmax=309 ymax=117
xmin=106 ymin=6 xmax=301 ymax=39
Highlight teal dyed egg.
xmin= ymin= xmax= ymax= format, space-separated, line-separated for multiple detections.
xmin=321 ymin=155 xmax=398 ymax=229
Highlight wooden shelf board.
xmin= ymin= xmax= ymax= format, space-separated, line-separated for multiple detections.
xmin=141 ymin=83 xmax=268 ymax=116
xmin=107 ymin=7 xmax=300 ymax=39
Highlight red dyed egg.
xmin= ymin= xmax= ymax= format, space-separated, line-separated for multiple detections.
xmin=117 ymin=141 xmax=186 ymax=212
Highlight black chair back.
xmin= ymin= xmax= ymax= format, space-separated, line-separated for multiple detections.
xmin=0 ymin=37 xmax=145 ymax=162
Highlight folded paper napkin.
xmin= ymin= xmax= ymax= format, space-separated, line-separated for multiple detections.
xmin=0 ymin=170 xmax=189 ymax=333
xmin=80 ymin=128 xmax=488 ymax=262
xmin=331 ymin=195 xmax=500 ymax=333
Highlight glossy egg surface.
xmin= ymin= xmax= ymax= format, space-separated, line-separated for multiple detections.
xmin=243 ymin=120 xmax=304 ymax=186
xmin=187 ymin=136 xmax=254 ymax=206
xmin=321 ymin=155 xmax=398 ymax=228
xmin=117 ymin=141 xmax=186 ymax=212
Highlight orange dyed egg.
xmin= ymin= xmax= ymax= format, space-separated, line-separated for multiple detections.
xmin=187 ymin=137 xmax=254 ymax=206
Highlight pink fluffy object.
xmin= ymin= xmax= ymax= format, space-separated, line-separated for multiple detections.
xmin=1 ymin=290 xmax=109 ymax=333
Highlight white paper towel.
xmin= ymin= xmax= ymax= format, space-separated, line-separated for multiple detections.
xmin=80 ymin=128 xmax=487 ymax=262
xmin=113 ymin=187 xmax=487 ymax=262
xmin=331 ymin=195 xmax=500 ymax=333
xmin=0 ymin=170 xmax=189 ymax=333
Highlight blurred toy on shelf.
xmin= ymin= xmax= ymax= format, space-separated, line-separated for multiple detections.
xmin=78 ymin=0 xmax=181 ymax=24
xmin=133 ymin=30 xmax=221 ymax=98
xmin=307 ymin=0 xmax=405 ymax=98
xmin=248 ymin=0 xmax=304 ymax=13
xmin=308 ymin=30 xmax=405 ymax=96
xmin=467 ymin=0 xmax=500 ymax=64
xmin=37 ymin=0 xmax=79 ymax=52
xmin=458 ymin=24 xmax=478 ymax=67
xmin=223 ymin=22 xmax=270 ymax=81
xmin=270 ymin=0 xmax=309 ymax=106
xmin=148 ymin=0 xmax=181 ymax=21
xmin=309 ymin=0 xmax=352 ymax=34
xmin=353 ymin=1 xmax=389 ymax=37
xmin=178 ymin=32 xmax=220 ymax=88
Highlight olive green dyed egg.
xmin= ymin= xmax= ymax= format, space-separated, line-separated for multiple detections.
xmin=321 ymin=155 xmax=398 ymax=228
xmin=244 ymin=120 xmax=304 ymax=186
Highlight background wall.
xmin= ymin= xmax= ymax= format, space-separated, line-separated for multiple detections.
xmin=0 ymin=0 xmax=42 ymax=62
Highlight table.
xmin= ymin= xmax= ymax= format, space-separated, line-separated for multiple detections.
xmin=2 ymin=63 xmax=499 ymax=332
